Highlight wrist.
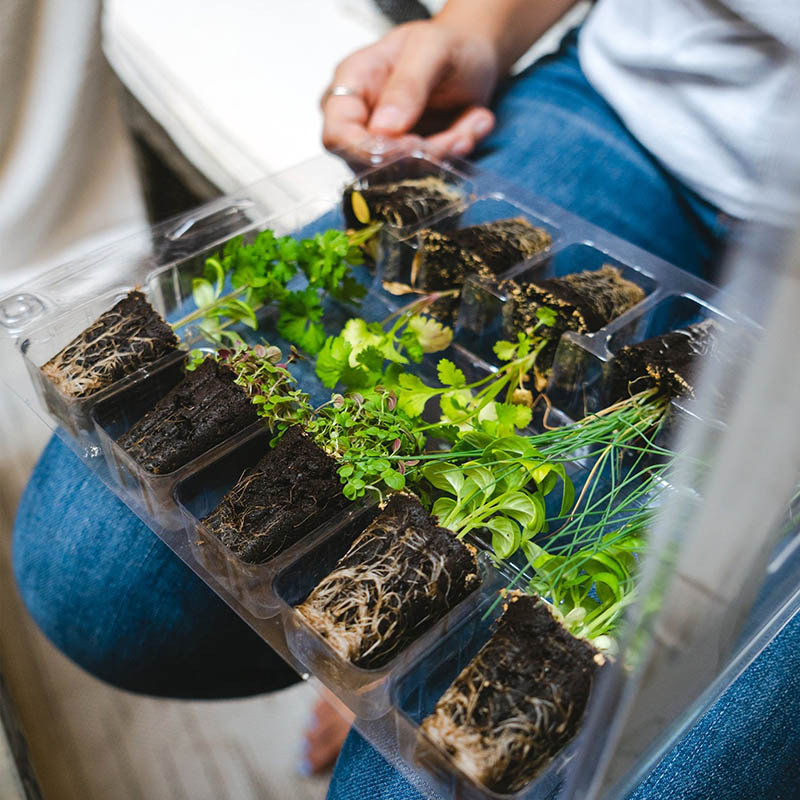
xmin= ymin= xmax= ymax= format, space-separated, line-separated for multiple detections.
xmin=433 ymin=7 xmax=504 ymax=75
xmin=435 ymin=0 xmax=579 ymax=76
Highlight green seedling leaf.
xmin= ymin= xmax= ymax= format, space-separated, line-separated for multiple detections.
xmin=381 ymin=468 xmax=406 ymax=491
xmin=535 ymin=306 xmax=557 ymax=328
xmin=192 ymin=277 xmax=217 ymax=309
xmin=185 ymin=349 xmax=206 ymax=371
xmin=437 ymin=359 xmax=465 ymax=388
xmin=461 ymin=464 xmax=495 ymax=495
xmin=423 ymin=462 xmax=465 ymax=496
xmin=591 ymin=571 xmax=623 ymax=604
xmin=204 ymin=257 xmax=226 ymax=295
xmin=407 ymin=315 xmax=452 ymax=353
xmin=501 ymin=491 xmax=544 ymax=531
xmin=487 ymin=516 xmax=521 ymax=560
xmin=316 ymin=336 xmax=352 ymax=388
xmin=396 ymin=373 xmax=435 ymax=417
xmin=493 ymin=340 xmax=517 ymax=361
xmin=431 ymin=496 xmax=457 ymax=522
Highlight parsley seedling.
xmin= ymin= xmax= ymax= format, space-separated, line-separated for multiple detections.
xmin=171 ymin=223 xmax=381 ymax=353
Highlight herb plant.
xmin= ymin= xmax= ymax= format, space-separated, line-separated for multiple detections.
xmin=315 ymin=294 xmax=454 ymax=392
xmin=422 ymin=436 xmax=573 ymax=558
xmin=308 ymin=388 xmax=425 ymax=500
xmin=171 ymin=223 xmax=381 ymax=352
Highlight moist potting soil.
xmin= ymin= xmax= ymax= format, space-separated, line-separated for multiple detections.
xmin=41 ymin=290 xmax=179 ymax=399
xmin=500 ymin=265 xmax=645 ymax=389
xmin=117 ymin=357 xmax=258 ymax=474
xmin=297 ymin=494 xmax=479 ymax=669
xmin=604 ymin=319 xmax=719 ymax=403
xmin=420 ymin=593 xmax=599 ymax=793
xmin=343 ymin=176 xmax=462 ymax=230
xmin=407 ymin=218 xmax=551 ymax=320
xmin=202 ymin=426 xmax=350 ymax=563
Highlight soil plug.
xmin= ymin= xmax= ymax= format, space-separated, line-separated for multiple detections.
xmin=395 ymin=218 xmax=551 ymax=320
xmin=202 ymin=426 xmax=350 ymax=563
xmin=297 ymin=494 xmax=480 ymax=669
xmin=41 ymin=290 xmax=178 ymax=399
xmin=343 ymin=176 xmax=463 ymax=231
xmin=420 ymin=592 xmax=600 ymax=793
xmin=343 ymin=176 xmax=465 ymax=266
xmin=500 ymin=265 xmax=645 ymax=390
xmin=604 ymin=319 xmax=720 ymax=403
xmin=117 ymin=357 xmax=260 ymax=474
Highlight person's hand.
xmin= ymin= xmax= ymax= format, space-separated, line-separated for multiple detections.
xmin=321 ymin=19 xmax=499 ymax=162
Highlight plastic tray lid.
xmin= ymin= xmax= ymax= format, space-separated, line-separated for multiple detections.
xmin=564 ymin=220 xmax=800 ymax=799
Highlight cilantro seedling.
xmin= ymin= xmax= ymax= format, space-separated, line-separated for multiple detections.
xmin=315 ymin=292 xmax=454 ymax=392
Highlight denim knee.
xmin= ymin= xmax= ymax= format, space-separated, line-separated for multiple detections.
xmin=12 ymin=435 xmax=298 ymax=698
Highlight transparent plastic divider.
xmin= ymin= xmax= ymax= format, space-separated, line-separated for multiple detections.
xmin=376 ymin=193 xmax=559 ymax=304
xmin=174 ymin=427 xmax=374 ymax=619
xmin=274 ymin=530 xmax=506 ymax=721
xmin=548 ymin=292 xmax=736 ymax=424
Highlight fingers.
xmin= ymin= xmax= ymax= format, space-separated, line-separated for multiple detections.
xmin=422 ymin=105 xmax=495 ymax=159
xmin=321 ymin=38 xmax=396 ymax=155
xmin=368 ymin=27 xmax=450 ymax=136
xmin=300 ymin=697 xmax=354 ymax=775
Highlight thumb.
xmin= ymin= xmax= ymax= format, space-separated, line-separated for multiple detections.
xmin=368 ymin=38 xmax=448 ymax=135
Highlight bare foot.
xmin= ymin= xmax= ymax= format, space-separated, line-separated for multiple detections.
xmin=300 ymin=690 xmax=355 ymax=775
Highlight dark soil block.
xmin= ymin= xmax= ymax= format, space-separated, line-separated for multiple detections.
xmin=408 ymin=218 xmax=551 ymax=321
xmin=117 ymin=357 xmax=258 ymax=474
xmin=41 ymin=290 xmax=179 ymax=398
xmin=202 ymin=426 xmax=350 ymax=563
xmin=604 ymin=319 xmax=720 ymax=403
xmin=343 ymin=176 xmax=462 ymax=230
xmin=500 ymin=265 xmax=645 ymax=390
xmin=297 ymin=494 xmax=479 ymax=669
xmin=420 ymin=593 xmax=601 ymax=793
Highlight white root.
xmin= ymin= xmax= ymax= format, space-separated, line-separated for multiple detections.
xmin=298 ymin=521 xmax=478 ymax=667
xmin=42 ymin=309 xmax=170 ymax=398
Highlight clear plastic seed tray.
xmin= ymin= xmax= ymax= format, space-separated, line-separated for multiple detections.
xmin=1 ymin=151 xmax=797 ymax=800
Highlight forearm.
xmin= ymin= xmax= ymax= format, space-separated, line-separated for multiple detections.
xmin=436 ymin=0 xmax=581 ymax=75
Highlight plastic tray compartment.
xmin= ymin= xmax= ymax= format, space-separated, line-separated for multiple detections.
xmin=19 ymin=288 xmax=184 ymax=441
xmin=15 ymin=196 xmax=272 ymax=439
xmin=343 ymin=154 xmax=473 ymax=288
xmin=17 ymin=195 xmax=356 ymax=439
xmin=274 ymin=524 xmax=506 ymax=720
xmin=377 ymin=193 xmax=561 ymax=311
xmin=174 ymin=429 xmax=376 ymax=619
xmin=456 ymin=242 xmax=659 ymax=372
xmin=393 ymin=593 xmax=578 ymax=800
xmin=547 ymin=291 xmax=733 ymax=423
xmin=91 ymin=354 xmax=263 ymax=527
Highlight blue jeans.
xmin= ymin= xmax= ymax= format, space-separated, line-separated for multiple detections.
xmin=13 ymin=28 xmax=797 ymax=800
